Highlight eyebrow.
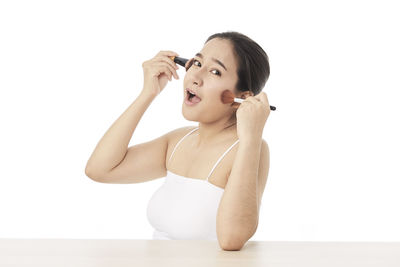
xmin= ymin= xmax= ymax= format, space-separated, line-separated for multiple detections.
xmin=195 ymin=53 xmax=227 ymax=71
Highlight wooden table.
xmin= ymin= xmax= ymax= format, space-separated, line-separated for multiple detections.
xmin=1 ymin=239 xmax=399 ymax=266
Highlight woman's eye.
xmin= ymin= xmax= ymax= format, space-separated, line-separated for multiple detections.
xmin=193 ymin=59 xmax=221 ymax=76
xmin=211 ymin=69 xmax=221 ymax=76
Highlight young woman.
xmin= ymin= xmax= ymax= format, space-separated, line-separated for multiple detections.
xmin=85 ymin=31 xmax=271 ymax=250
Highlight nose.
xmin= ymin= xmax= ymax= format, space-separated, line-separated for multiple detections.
xmin=188 ymin=66 xmax=205 ymax=87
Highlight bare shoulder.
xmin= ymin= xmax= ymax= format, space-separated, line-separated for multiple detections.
xmin=167 ymin=126 xmax=198 ymax=146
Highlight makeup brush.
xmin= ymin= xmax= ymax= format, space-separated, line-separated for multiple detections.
xmin=170 ymin=56 xmax=276 ymax=110
xmin=170 ymin=56 xmax=189 ymax=67
xmin=221 ymin=90 xmax=276 ymax=111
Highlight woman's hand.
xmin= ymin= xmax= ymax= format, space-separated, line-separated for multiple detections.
xmin=141 ymin=50 xmax=180 ymax=97
xmin=236 ymin=92 xmax=271 ymax=142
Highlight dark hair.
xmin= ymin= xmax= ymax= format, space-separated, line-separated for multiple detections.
xmin=206 ymin=31 xmax=270 ymax=96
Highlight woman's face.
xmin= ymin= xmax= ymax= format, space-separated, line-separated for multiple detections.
xmin=182 ymin=38 xmax=239 ymax=122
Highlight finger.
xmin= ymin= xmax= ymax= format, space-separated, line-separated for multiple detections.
xmin=258 ymin=92 xmax=270 ymax=107
xmin=156 ymin=62 xmax=178 ymax=80
xmin=244 ymin=96 xmax=259 ymax=104
xmin=156 ymin=55 xmax=178 ymax=67
xmin=157 ymin=56 xmax=179 ymax=77
xmin=167 ymin=56 xmax=180 ymax=69
xmin=255 ymin=92 xmax=269 ymax=107
xmin=155 ymin=63 xmax=173 ymax=81
xmin=157 ymin=50 xmax=179 ymax=57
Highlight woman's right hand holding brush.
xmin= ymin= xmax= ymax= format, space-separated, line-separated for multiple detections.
xmin=141 ymin=50 xmax=180 ymax=97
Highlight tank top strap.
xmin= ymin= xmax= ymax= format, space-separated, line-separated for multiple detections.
xmin=168 ymin=127 xmax=199 ymax=165
xmin=206 ymin=139 xmax=240 ymax=181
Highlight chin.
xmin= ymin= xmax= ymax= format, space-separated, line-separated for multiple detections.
xmin=183 ymin=104 xmax=204 ymax=121
xmin=182 ymin=108 xmax=198 ymax=122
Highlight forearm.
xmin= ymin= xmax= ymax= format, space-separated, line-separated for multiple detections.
xmin=85 ymin=90 xmax=155 ymax=175
xmin=217 ymin=138 xmax=262 ymax=243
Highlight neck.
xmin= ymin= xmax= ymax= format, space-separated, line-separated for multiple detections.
xmin=195 ymin=117 xmax=237 ymax=147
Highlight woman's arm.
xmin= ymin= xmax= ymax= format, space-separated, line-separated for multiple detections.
xmin=217 ymin=138 xmax=269 ymax=250
xmin=85 ymin=91 xmax=155 ymax=177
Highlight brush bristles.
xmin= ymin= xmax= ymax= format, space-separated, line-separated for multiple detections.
xmin=221 ymin=90 xmax=244 ymax=104
xmin=221 ymin=91 xmax=235 ymax=104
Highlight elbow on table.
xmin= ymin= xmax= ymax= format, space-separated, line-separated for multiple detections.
xmin=218 ymin=237 xmax=245 ymax=251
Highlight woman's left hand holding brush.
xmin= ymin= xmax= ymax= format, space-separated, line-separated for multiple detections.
xmin=236 ymin=92 xmax=271 ymax=142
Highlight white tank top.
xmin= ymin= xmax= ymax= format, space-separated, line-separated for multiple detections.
xmin=146 ymin=127 xmax=240 ymax=240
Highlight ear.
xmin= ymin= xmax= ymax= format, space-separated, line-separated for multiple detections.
xmin=230 ymin=91 xmax=253 ymax=109
xmin=239 ymin=91 xmax=254 ymax=98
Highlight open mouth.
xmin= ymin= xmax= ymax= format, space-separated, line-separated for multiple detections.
xmin=187 ymin=91 xmax=195 ymax=100
xmin=185 ymin=89 xmax=201 ymax=104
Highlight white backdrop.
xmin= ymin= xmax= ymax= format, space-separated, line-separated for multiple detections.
xmin=0 ymin=0 xmax=399 ymax=241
